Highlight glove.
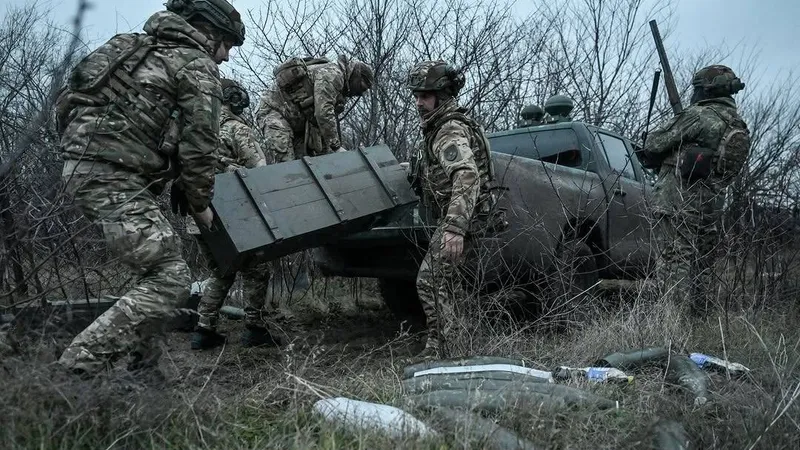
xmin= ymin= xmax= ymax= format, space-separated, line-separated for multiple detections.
xmin=170 ymin=182 xmax=190 ymax=216
xmin=335 ymin=147 xmax=349 ymax=153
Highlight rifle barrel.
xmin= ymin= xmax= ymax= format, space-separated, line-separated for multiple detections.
xmin=649 ymin=20 xmax=683 ymax=115
xmin=642 ymin=69 xmax=662 ymax=149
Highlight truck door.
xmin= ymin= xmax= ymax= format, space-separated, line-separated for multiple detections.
xmin=595 ymin=131 xmax=651 ymax=277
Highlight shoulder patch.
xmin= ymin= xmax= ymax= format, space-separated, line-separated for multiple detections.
xmin=443 ymin=144 xmax=460 ymax=162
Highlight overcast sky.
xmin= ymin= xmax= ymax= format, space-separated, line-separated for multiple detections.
xmin=5 ymin=0 xmax=799 ymax=91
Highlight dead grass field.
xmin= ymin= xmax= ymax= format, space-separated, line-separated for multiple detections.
xmin=2 ymin=278 xmax=800 ymax=450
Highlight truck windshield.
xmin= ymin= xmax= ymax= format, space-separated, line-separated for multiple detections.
xmin=489 ymin=128 xmax=583 ymax=168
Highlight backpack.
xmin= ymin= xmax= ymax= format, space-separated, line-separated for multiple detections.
xmin=273 ymin=56 xmax=330 ymax=93
xmin=706 ymin=105 xmax=751 ymax=182
xmin=715 ymin=126 xmax=751 ymax=182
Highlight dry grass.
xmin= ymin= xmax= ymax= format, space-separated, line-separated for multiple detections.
xmin=2 ymin=278 xmax=800 ymax=450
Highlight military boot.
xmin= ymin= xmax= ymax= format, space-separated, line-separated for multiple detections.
xmin=241 ymin=325 xmax=283 ymax=348
xmin=413 ymin=332 xmax=448 ymax=361
xmin=190 ymin=328 xmax=227 ymax=350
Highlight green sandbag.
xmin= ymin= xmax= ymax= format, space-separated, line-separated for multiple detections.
xmin=427 ymin=407 xmax=544 ymax=450
xmin=403 ymin=356 xmax=539 ymax=379
xmin=666 ymin=355 xmax=709 ymax=406
xmin=406 ymin=384 xmax=616 ymax=413
xmin=650 ymin=419 xmax=692 ymax=450
xmin=594 ymin=347 xmax=669 ymax=371
xmin=403 ymin=372 xmax=552 ymax=396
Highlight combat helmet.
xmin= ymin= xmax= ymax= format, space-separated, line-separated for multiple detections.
xmin=691 ymin=65 xmax=745 ymax=97
xmin=406 ymin=60 xmax=465 ymax=98
xmin=166 ymin=0 xmax=246 ymax=46
xmin=221 ymin=78 xmax=249 ymax=113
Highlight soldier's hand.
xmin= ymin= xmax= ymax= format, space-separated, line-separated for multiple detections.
xmin=193 ymin=207 xmax=214 ymax=228
xmin=442 ymin=231 xmax=464 ymax=262
xmin=334 ymin=147 xmax=349 ymax=153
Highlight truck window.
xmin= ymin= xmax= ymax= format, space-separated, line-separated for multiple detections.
xmin=598 ymin=133 xmax=637 ymax=180
xmin=490 ymin=129 xmax=583 ymax=168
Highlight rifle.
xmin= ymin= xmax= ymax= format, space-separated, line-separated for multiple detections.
xmin=634 ymin=69 xmax=665 ymax=171
xmin=649 ymin=20 xmax=683 ymax=116
xmin=642 ymin=69 xmax=662 ymax=149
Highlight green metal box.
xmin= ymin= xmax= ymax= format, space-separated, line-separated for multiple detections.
xmin=200 ymin=145 xmax=419 ymax=275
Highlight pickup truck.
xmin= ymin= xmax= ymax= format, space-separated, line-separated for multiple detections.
xmin=312 ymin=119 xmax=654 ymax=320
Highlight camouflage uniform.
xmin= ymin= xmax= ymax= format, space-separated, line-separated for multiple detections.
xmin=644 ymin=65 xmax=750 ymax=314
xmin=190 ymin=93 xmax=281 ymax=347
xmin=407 ymin=61 xmax=498 ymax=358
xmin=56 ymin=1 xmax=245 ymax=375
xmin=255 ymin=55 xmax=374 ymax=162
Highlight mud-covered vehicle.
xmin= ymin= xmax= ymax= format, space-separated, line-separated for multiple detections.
xmin=312 ymin=99 xmax=654 ymax=320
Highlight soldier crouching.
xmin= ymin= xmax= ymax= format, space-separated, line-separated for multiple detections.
xmin=255 ymin=54 xmax=374 ymax=162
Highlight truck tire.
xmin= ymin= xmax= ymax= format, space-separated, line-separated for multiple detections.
xmin=565 ymin=241 xmax=600 ymax=295
xmin=378 ymin=278 xmax=427 ymax=328
xmin=541 ymin=239 xmax=600 ymax=327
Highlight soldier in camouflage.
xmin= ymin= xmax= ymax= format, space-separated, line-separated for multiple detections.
xmin=188 ymin=78 xmax=284 ymax=350
xmin=643 ymin=65 xmax=751 ymax=315
xmin=55 ymin=0 xmax=245 ymax=377
xmin=255 ymin=55 xmax=375 ymax=162
xmin=406 ymin=60 xmax=499 ymax=359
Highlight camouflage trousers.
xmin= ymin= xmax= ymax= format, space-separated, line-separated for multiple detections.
xmin=652 ymin=166 xmax=726 ymax=315
xmin=58 ymin=161 xmax=190 ymax=374
xmin=260 ymin=110 xmax=326 ymax=163
xmin=416 ymin=226 xmax=469 ymax=358
xmin=194 ymin=235 xmax=274 ymax=330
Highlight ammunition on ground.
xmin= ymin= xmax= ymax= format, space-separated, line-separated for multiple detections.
xmin=553 ymin=366 xmax=634 ymax=384
xmin=690 ymin=353 xmax=750 ymax=378
xmin=595 ymin=347 xmax=669 ymax=371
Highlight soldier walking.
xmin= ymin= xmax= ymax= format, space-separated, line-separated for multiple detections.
xmin=405 ymin=60 xmax=501 ymax=359
xmin=642 ymin=65 xmax=751 ymax=315
xmin=55 ymin=0 xmax=245 ymax=377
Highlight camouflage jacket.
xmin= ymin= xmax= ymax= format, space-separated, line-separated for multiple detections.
xmin=417 ymin=100 xmax=495 ymax=236
xmin=59 ymin=10 xmax=222 ymax=213
xmin=645 ymin=97 xmax=748 ymax=169
xmin=187 ymin=107 xmax=266 ymax=234
xmin=215 ymin=106 xmax=266 ymax=173
xmin=256 ymin=60 xmax=347 ymax=151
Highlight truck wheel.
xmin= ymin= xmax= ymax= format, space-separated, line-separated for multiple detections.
xmin=543 ymin=239 xmax=600 ymax=327
xmin=378 ymin=278 xmax=427 ymax=328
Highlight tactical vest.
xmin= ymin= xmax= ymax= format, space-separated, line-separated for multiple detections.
xmin=273 ymin=56 xmax=330 ymax=116
xmin=56 ymin=33 xmax=179 ymax=153
xmin=421 ymin=107 xmax=501 ymax=234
